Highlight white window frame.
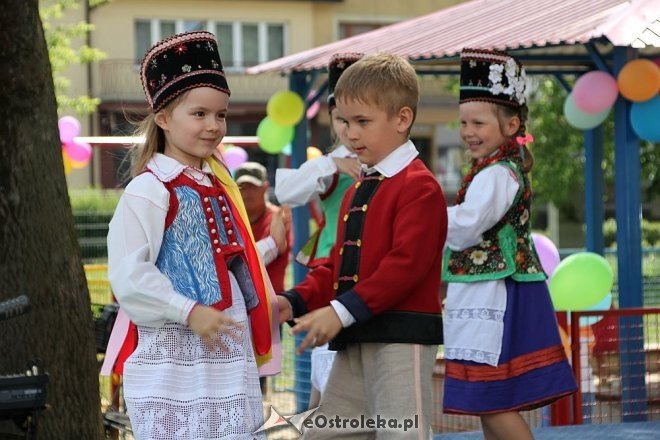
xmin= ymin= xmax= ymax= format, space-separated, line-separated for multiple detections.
xmin=134 ymin=19 xmax=287 ymax=71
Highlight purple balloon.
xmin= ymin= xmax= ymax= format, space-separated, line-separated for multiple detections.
xmin=58 ymin=116 xmax=81 ymax=143
xmin=222 ymin=147 xmax=248 ymax=171
xmin=63 ymin=141 xmax=92 ymax=163
xmin=532 ymin=233 xmax=560 ymax=278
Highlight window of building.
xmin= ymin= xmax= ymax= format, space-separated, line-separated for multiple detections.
xmin=134 ymin=19 xmax=286 ymax=68
xmin=338 ymin=22 xmax=385 ymax=39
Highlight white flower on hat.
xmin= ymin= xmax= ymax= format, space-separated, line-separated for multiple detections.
xmin=491 ymin=83 xmax=505 ymax=95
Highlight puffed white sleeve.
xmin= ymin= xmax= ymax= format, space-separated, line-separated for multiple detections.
xmin=107 ymin=174 xmax=196 ymax=327
xmin=446 ymin=164 xmax=521 ymax=251
xmin=274 ymin=155 xmax=338 ymax=207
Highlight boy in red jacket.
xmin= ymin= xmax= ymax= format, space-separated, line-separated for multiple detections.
xmin=278 ymin=53 xmax=447 ymax=439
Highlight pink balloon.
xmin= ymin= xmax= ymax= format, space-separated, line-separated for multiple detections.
xmin=532 ymin=233 xmax=560 ymax=278
xmin=573 ymin=71 xmax=618 ymax=114
xmin=222 ymin=147 xmax=248 ymax=171
xmin=58 ymin=116 xmax=81 ymax=143
xmin=307 ymin=100 xmax=320 ymax=119
xmin=63 ymin=141 xmax=92 ymax=163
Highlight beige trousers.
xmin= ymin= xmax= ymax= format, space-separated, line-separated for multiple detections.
xmin=302 ymin=343 xmax=437 ymax=440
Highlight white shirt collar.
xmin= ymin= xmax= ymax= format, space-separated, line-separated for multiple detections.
xmin=361 ymin=140 xmax=419 ymax=178
xmin=147 ymin=153 xmax=213 ymax=182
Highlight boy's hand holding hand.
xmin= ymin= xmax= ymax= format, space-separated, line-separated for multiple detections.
xmin=291 ymin=306 xmax=342 ymax=355
xmin=187 ymin=304 xmax=244 ymax=350
xmin=277 ymin=295 xmax=293 ymax=324
xmin=332 ymin=157 xmax=361 ymax=181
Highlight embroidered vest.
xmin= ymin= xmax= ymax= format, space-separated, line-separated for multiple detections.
xmin=155 ymin=174 xmax=259 ymax=311
xmin=442 ymin=160 xmax=546 ymax=283
xmin=296 ymin=173 xmax=354 ymax=267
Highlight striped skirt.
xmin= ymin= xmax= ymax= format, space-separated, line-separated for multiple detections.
xmin=443 ymin=278 xmax=577 ymax=415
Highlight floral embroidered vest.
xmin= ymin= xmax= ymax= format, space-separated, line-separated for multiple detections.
xmin=442 ymin=160 xmax=546 ymax=283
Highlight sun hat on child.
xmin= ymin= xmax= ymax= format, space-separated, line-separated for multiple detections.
xmin=140 ymin=31 xmax=230 ymax=112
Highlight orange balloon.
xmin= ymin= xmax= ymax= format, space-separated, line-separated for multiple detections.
xmin=307 ymin=146 xmax=322 ymax=160
xmin=617 ymin=59 xmax=660 ymax=102
xmin=70 ymin=157 xmax=89 ymax=169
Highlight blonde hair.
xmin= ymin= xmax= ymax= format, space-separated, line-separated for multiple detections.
xmin=129 ymin=92 xmax=188 ymax=176
xmin=333 ymin=53 xmax=419 ymax=124
xmin=495 ymin=103 xmax=534 ymax=173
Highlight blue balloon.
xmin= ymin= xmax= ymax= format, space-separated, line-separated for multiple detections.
xmin=579 ymin=292 xmax=612 ymax=327
xmin=630 ymin=95 xmax=660 ymax=142
xmin=563 ymin=92 xmax=610 ymax=130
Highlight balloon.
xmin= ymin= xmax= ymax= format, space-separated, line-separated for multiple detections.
xmin=69 ymin=157 xmax=89 ymax=169
xmin=63 ymin=141 xmax=92 ymax=163
xmin=267 ymin=91 xmax=305 ymax=126
xmin=281 ymin=143 xmax=292 ymax=156
xmin=307 ymin=146 xmax=322 ymax=160
xmin=257 ymin=117 xmax=294 ymax=154
xmin=221 ymin=146 xmax=248 ymax=171
xmin=617 ymin=59 xmax=660 ymax=102
xmin=579 ymin=293 xmax=612 ymax=327
xmin=307 ymin=99 xmax=321 ymax=120
xmin=532 ymin=233 xmax=560 ymax=278
xmin=563 ymin=93 xmax=610 ymax=130
xmin=549 ymin=252 xmax=613 ymax=311
xmin=573 ymin=71 xmax=618 ymax=114
xmin=630 ymin=95 xmax=660 ymax=142
xmin=62 ymin=151 xmax=72 ymax=175
xmin=58 ymin=116 xmax=81 ymax=143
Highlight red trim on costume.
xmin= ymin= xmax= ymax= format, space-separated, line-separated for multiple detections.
xmin=445 ymin=345 xmax=568 ymax=382
xmin=113 ymin=322 xmax=137 ymax=375
xmin=220 ymin=182 xmax=272 ymax=357
xmin=443 ymin=389 xmax=576 ymax=416
xmin=320 ymin=172 xmax=339 ymax=201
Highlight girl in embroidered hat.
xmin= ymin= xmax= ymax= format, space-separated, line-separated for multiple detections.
xmin=274 ymin=52 xmax=363 ymax=409
xmin=105 ymin=31 xmax=277 ymax=439
xmin=441 ymin=48 xmax=577 ymax=439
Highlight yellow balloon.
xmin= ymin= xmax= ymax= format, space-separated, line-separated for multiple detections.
xmin=307 ymin=146 xmax=322 ymax=160
xmin=70 ymin=157 xmax=89 ymax=169
xmin=267 ymin=91 xmax=305 ymax=126
xmin=62 ymin=151 xmax=72 ymax=175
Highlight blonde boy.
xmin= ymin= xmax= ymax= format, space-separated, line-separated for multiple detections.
xmin=279 ymin=53 xmax=447 ymax=439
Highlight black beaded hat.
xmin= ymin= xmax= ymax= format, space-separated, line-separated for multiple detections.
xmin=327 ymin=53 xmax=364 ymax=108
xmin=459 ymin=48 xmax=526 ymax=108
xmin=140 ymin=31 xmax=230 ymax=112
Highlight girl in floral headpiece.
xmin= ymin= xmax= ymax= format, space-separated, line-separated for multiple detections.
xmin=105 ymin=31 xmax=279 ymax=439
xmin=441 ymin=48 xmax=577 ymax=439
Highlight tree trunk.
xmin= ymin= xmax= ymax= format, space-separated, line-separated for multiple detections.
xmin=0 ymin=1 xmax=104 ymax=438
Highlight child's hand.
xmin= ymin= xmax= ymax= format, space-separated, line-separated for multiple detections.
xmin=291 ymin=306 xmax=342 ymax=355
xmin=332 ymin=157 xmax=361 ymax=180
xmin=277 ymin=295 xmax=293 ymax=324
xmin=269 ymin=209 xmax=288 ymax=255
xmin=187 ymin=304 xmax=244 ymax=349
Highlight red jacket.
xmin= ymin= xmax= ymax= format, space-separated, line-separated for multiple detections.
xmin=283 ymin=159 xmax=447 ymax=347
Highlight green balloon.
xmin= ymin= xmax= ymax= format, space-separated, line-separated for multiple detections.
xmin=549 ymin=252 xmax=613 ymax=311
xmin=257 ymin=117 xmax=294 ymax=154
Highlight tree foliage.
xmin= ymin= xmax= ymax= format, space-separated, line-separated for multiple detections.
xmin=40 ymin=0 xmax=107 ymax=115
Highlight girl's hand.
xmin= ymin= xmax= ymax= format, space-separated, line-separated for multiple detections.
xmin=332 ymin=157 xmax=361 ymax=180
xmin=187 ymin=304 xmax=244 ymax=349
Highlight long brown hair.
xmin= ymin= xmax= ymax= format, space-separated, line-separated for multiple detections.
xmin=129 ymin=92 xmax=188 ymax=177
xmin=496 ymin=103 xmax=534 ymax=173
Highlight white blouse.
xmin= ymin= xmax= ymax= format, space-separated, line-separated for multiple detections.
xmin=107 ymin=153 xmax=271 ymax=328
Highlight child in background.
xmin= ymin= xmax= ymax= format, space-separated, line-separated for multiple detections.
xmin=442 ymin=48 xmax=577 ymax=440
xmin=279 ymin=53 xmax=447 ymax=439
xmin=106 ymin=31 xmax=277 ymax=439
xmin=274 ymin=53 xmax=362 ymax=408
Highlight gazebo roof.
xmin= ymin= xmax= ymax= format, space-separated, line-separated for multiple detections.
xmin=247 ymin=0 xmax=659 ymax=74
